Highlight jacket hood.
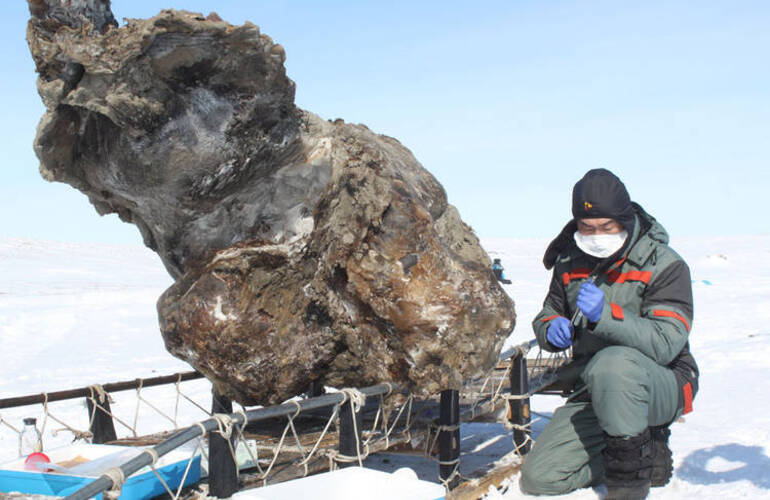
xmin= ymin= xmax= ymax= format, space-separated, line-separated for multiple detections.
xmin=632 ymin=202 xmax=668 ymax=245
xmin=543 ymin=202 xmax=668 ymax=269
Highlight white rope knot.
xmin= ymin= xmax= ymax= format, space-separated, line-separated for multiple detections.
xmin=325 ymin=444 xmax=372 ymax=470
xmin=339 ymin=388 xmax=366 ymax=412
xmin=333 ymin=388 xmax=368 ymax=469
xmin=89 ymin=384 xmax=113 ymax=404
xmin=503 ymin=415 xmax=538 ymax=433
xmin=212 ymin=413 xmax=234 ymax=440
xmin=512 ymin=433 xmax=533 ymax=455
xmin=434 ymin=424 xmax=460 ymax=433
xmin=288 ymin=399 xmax=302 ymax=419
xmin=437 ymin=460 xmax=462 ymax=491
xmin=51 ymin=428 xmax=93 ymax=441
xmin=235 ymin=408 xmax=249 ymax=430
xmin=103 ymin=466 xmax=126 ymax=499
xmin=143 ymin=448 xmax=160 ymax=466
xmin=194 ymin=421 xmax=208 ymax=436
xmin=326 ymin=450 xmax=360 ymax=463
xmin=502 ymin=417 xmax=537 ymax=456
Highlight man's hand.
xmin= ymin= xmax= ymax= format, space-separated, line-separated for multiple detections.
xmin=546 ymin=316 xmax=574 ymax=349
xmin=577 ymin=281 xmax=604 ymax=322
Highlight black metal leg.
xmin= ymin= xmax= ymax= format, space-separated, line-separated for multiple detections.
xmin=309 ymin=379 xmax=325 ymax=397
xmin=439 ymin=389 xmax=460 ymax=489
xmin=86 ymin=396 xmax=117 ymax=444
xmin=338 ymin=398 xmax=363 ymax=468
xmin=209 ymin=389 xmax=238 ymax=497
xmin=509 ymin=354 xmax=531 ymax=454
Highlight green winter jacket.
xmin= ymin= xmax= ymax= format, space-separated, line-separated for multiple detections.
xmin=532 ymin=203 xmax=699 ymax=411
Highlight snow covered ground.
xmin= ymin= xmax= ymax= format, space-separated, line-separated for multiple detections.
xmin=0 ymin=235 xmax=769 ymax=499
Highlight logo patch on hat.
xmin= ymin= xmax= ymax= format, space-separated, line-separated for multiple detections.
xmin=584 ymin=201 xmax=593 ymax=211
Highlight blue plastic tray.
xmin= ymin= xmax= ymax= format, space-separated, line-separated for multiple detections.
xmin=0 ymin=444 xmax=201 ymax=499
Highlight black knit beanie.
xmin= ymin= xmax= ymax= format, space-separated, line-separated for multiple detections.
xmin=572 ymin=169 xmax=635 ymax=233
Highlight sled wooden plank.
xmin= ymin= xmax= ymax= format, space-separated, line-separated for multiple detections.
xmin=447 ymin=459 xmax=523 ymax=500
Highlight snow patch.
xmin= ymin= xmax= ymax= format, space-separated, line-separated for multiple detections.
xmin=706 ymin=456 xmax=747 ymax=473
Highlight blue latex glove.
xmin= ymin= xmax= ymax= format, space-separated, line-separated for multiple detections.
xmin=577 ymin=281 xmax=604 ymax=322
xmin=546 ymin=316 xmax=574 ymax=349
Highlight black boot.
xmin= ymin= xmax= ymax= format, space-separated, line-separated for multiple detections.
xmin=603 ymin=428 xmax=652 ymax=500
xmin=650 ymin=426 xmax=673 ymax=487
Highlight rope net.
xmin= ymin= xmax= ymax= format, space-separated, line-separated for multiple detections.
xmin=0 ymin=374 xmax=212 ymax=463
xmin=226 ymin=341 xmax=569 ymax=491
xmin=0 ymin=340 xmax=572 ymax=498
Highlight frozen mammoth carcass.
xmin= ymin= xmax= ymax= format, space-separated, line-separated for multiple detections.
xmin=26 ymin=4 xmax=515 ymax=405
xmin=158 ymin=117 xmax=516 ymax=405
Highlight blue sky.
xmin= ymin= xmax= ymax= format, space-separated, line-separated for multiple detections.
xmin=1 ymin=1 xmax=768 ymax=245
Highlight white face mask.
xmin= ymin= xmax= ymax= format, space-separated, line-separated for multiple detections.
xmin=574 ymin=230 xmax=628 ymax=258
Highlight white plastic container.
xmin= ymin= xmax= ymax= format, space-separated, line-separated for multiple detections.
xmin=232 ymin=466 xmax=445 ymax=500
xmin=18 ymin=418 xmax=43 ymax=457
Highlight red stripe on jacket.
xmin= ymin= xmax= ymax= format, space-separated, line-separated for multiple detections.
xmin=562 ymin=268 xmax=591 ymax=286
xmin=610 ymin=303 xmax=624 ymax=320
xmin=653 ymin=309 xmax=691 ymax=332
xmin=606 ymin=269 xmax=653 ymax=284
xmin=541 ymin=315 xmax=559 ymax=323
xmin=683 ymin=382 xmax=694 ymax=414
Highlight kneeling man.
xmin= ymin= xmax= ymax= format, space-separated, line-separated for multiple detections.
xmin=520 ymin=169 xmax=698 ymax=499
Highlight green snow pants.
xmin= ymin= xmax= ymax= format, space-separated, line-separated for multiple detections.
xmin=519 ymin=346 xmax=681 ymax=496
